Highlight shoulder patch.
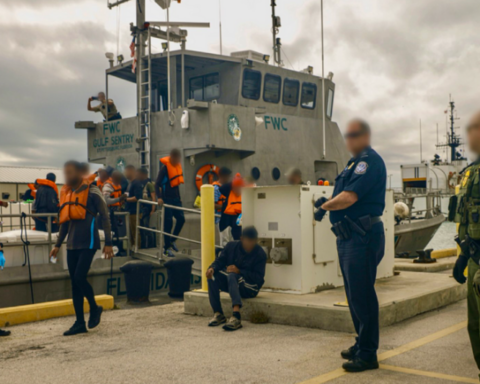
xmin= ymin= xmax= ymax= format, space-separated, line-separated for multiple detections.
xmin=354 ymin=161 xmax=368 ymax=175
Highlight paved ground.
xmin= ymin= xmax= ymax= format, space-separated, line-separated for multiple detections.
xmin=0 ymin=297 xmax=478 ymax=384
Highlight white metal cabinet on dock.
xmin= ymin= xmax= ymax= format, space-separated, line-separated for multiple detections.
xmin=242 ymin=185 xmax=395 ymax=294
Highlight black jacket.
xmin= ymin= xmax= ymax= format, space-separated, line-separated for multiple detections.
xmin=210 ymin=241 xmax=267 ymax=290
xmin=33 ymin=185 xmax=58 ymax=214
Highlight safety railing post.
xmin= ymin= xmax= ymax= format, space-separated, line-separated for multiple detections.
xmin=47 ymin=216 xmax=52 ymax=250
xmin=135 ymin=201 xmax=140 ymax=254
xmin=159 ymin=205 xmax=165 ymax=258
xmin=201 ymin=185 xmax=215 ymax=291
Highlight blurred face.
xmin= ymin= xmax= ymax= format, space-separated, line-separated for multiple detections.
xmin=467 ymin=112 xmax=480 ymax=156
xmin=232 ymin=185 xmax=242 ymax=195
xmin=98 ymin=169 xmax=109 ymax=182
xmin=64 ymin=164 xmax=82 ymax=187
xmin=218 ymin=173 xmax=231 ymax=185
xmin=80 ymin=165 xmax=90 ymax=176
xmin=287 ymin=173 xmax=301 ymax=185
xmin=98 ymin=92 xmax=106 ymax=102
xmin=112 ymin=171 xmax=122 ymax=184
xmin=344 ymin=121 xmax=370 ymax=156
xmin=136 ymin=170 xmax=147 ymax=180
xmin=124 ymin=167 xmax=135 ymax=181
xmin=241 ymin=237 xmax=257 ymax=253
xmin=170 ymin=154 xmax=180 ymax=166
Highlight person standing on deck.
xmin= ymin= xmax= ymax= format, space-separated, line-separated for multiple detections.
xmin=219 ymin=173 xmax=244 ymax=241
xmin=50 ymin=161 xmax=114 ymax=336
xmin=155 ymin=149 xmax=185 ymax=258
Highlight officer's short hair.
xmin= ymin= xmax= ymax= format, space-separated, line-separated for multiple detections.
xmin=125 ymin=165 xmax=135 ymax=171
xmin=242 ymin=226 xmax=259 ymax=240
xmin=351 ymin=118 xmax=371 ymax=135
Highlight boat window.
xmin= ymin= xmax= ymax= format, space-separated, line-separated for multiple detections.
xmin=189 ymin=76 xmax=204 ymax=101
xmin=204 ymin=73 xmax=220 ymax=100
xmin=283 ymin=78 xmax=300 ymax=107
xmin=272 ymin=167 xmax=281 ymax=181
xmin=189 ymin=73 xmax=220 ymax=101
xmin=242 ymin=69 xmax=262 ymax=100
xmin=251 ymin=167 xmax=261 ymax=180
xmin=263 ymin=74 xmax=281 ymax=103
xmin=327 ymin=88 xmax=334 ymax=118
xmin=301 ymin=82 xmax=317 ymax=109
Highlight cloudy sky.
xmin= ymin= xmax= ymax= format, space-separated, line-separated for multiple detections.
xmin=1 ymin=0 xmax=479 ymax=186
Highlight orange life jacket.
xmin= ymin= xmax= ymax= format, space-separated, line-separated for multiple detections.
xmin=224 ymin=190 xmax=242 ymax=216
xmin=27 ymin=183 xmax=37 ymax=199
xmin=58 ymin=180 xmax=93 ymax=224
xmin=96 ymin=179 xmax=108 ymax=191
xmin=160 ymin=156 xmax=184 ymax=188
xmin=104 ymin=178 xmax=122 ymax=207
xmin=36 ymin=179 xmax=59 ymax=197
xmin=85 ymin=173 xmax=97 ymax=185
xmin=212 ymin=181 xmax=226 ymax=213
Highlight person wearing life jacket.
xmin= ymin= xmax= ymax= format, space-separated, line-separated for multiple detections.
xmin=24 ymin=181 xmax=39 ymax=201
xmin=155 ymin=148 xmax=185 ymax=257
xmin=213 ymin=167 xmax=232 ymax=247
xmin=102 ymin=171 xmax=128 ymax=256
xmin=96 ymin=168 xmax=110 ymax=191
xmin=32 ymin=173 xmax=59 ymax=232
xmin=219 ymin=173 xmax=244 ymax=241
xmin=50 ymin=160 xmax=114 ymax=337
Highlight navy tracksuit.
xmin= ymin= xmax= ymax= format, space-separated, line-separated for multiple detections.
xmin=330 ymin=146 xmax=387 ymax=362
xmin=208 ymin=241 xmax=267 ymax=312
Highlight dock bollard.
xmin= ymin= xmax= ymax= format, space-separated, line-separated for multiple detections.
xmin=201 ymin=184 xmax=215 ymax=291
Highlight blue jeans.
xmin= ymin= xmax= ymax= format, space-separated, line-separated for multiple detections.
xmin=207 ymin=270 xmax=258 ymax=313
xmin=337 ymin=222 xmax=385 ymax=362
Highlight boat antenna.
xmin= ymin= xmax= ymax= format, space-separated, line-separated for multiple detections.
xmin=321 ymin=0 xmax=326 ymax=159
xmin=420 ymin=119 xmax=423 ymax=163
xmin=271 ymin=0 xmax=282 ymax=66
xmin=219 ymin=0 xmax=223 ymax=55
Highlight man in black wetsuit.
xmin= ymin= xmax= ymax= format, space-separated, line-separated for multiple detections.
xmin=50 ymin=161 xmax=114 ymax=336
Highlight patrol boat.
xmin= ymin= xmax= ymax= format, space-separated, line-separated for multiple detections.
xmin=394 ymin=98 xmax=467 ymax=256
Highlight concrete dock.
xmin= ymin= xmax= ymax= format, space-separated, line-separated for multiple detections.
xmin=395 ymin=256 xmax=457 ymax=273
xmin=184 ymin=272 xmax=466 ymax=332
xmin=1 ymin=296 xmax=477 ymax=384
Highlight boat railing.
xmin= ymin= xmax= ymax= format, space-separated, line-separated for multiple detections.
xmin=0 ymin=209 xmax=131 ymax=255
xmin=134 ymin=199 xmax=222 ymax=262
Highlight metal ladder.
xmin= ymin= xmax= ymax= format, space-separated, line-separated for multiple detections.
xmin=137 ymin=28 xmax=152 ymax=169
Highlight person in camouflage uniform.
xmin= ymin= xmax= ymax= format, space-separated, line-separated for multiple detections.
xmin=451 ymin=111 xmax=480 ymax=378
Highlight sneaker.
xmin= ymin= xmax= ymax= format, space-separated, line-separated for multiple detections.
xmin=164 ymin=249 xmax=175 ymax=258
xmin=208 ymin=312 xmax=227 ymax=327
xmin=342 ymin=357 xmax=379 ymax=373
xmin=0 ymin=329 xmax=11 ymax=337
xmin=222 ymin=316 xmax=243 ymax=331
xmin=341 ymin=345 xmax=358 ymax=360
xmin=88 ymin=306 xmax=103 ymax=329
xmin=171 ymin=242 xmax=179 ymax=252
xmin=63 ymin=322 xmax=88 ymax=337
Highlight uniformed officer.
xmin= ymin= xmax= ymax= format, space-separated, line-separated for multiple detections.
xmin=314 ymin=119 xmax=387 ymax=372
xmin=451 ymin=111 xmax=480 ymax=378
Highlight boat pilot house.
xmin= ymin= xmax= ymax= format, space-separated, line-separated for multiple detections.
xmin=78 ymin=48 xmax=349 ymax=207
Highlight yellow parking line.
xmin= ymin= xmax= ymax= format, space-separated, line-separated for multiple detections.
xmin=380 ymin=364 xmax=478 ymax=384
xmin=299 ymin=320 xmax=468 ymax=384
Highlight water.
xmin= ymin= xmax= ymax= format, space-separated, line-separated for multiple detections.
xmin=426 ymin=221 xmax=457 ymax=250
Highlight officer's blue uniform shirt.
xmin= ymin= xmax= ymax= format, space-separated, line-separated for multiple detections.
xmin=329 ymin=146 xmax=387 ymax=225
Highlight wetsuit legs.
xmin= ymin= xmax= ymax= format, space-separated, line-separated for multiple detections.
xmin=67 ymin=249 xmax=98 ymax=324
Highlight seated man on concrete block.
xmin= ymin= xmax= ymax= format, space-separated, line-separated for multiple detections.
xmin=206 ymin=226 xmax=267 ymax=331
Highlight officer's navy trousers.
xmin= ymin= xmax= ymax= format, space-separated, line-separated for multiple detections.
xmin=337 ymin=222 xmax=385 ymax=362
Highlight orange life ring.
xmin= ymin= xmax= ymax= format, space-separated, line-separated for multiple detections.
xmin=195 ymin=164 xmax=219 ymax=191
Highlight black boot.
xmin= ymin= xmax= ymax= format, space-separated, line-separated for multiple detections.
xmin=342 ymin=357 xmax=379 ymax=372
xmin=88 ymin=306 xmax=103 ymax=329
xmin=0 ymin=329 xmax=11 ymax=337
xmin=63 ymin=322 xmax=88 ymax=336
xmin=341 ymin=345 xmax=358 ymax=360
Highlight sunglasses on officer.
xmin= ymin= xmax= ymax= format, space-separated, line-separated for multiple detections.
xmin=344 ymin=131 xmax=365 ymax=139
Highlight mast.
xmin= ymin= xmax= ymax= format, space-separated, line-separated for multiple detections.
xmin=271 ymin=0 xmax=282 ymax=66
xmin=435 ymin=96 xmax=464 ymax=163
